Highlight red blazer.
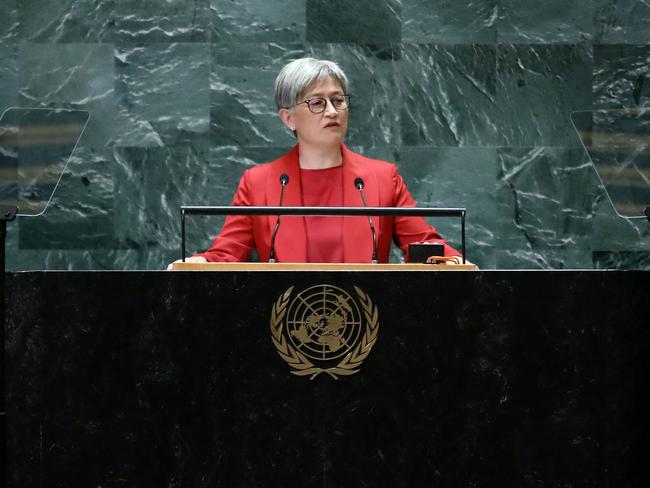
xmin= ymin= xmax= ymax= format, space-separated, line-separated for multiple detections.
xmin=197 ymin=145 xmax=459 ymax=263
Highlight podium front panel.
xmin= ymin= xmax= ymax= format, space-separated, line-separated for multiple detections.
xmin=5 ymin=270 xmax=649 ymax=487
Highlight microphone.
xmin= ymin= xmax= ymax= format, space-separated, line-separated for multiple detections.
xmin=354 ymin=177 xmax=378 ymax=264
xmin=269 ymin=173 xmax=289 ymax=262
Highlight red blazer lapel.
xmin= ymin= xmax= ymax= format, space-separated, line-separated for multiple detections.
xmin=265 ymin=146 xmax=307 ymax=263
xmin=341 ymin=145 xmax=382 ymax=263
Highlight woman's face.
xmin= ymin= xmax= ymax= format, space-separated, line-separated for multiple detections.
xmin=280 ymin=76 xmax=349 ymax=147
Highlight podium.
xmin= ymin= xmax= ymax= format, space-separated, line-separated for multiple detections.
xmin=170 ymin=262 xmax=478 ymax=270
xmin=5 ymin=269 xmax=649 ymax=486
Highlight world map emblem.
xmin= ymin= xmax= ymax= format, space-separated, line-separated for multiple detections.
xmin=270 ymin=284 xmax=379 ymax=379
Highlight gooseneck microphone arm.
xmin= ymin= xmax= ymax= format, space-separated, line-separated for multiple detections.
xmin=354 ymin=178 xmax=378 ymax=264
xmin=269 ymin=173 xmax=289 ymax=263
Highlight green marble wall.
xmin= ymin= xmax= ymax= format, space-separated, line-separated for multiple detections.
xmin=1 ymin=0 xmax=649 ymax=270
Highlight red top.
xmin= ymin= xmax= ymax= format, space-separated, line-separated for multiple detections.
xmin=300 ymin=166 xmax=344 ymax=263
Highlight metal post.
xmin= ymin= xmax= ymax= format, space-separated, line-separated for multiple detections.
xmin=181 ymin=208 xmax=186 ymax=262
xmin=1 ymin=220 xmax=6 ymax=488
xmin=0 ymin=205 xmax=17 ymax=488
xmin=461 ymin=210 xmax=466 ymax=264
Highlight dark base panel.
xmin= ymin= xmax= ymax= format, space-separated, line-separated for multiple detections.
xmin=5 ymin=271 xmax=650 ymax=487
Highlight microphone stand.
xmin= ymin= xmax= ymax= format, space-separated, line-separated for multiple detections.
xmin=0 ymin=204 xmax=17 ymax=488
xmin=269 ymin=174 xmax=289 ymax=263
xmin=354 ymin=179 xmax=378 ymax=264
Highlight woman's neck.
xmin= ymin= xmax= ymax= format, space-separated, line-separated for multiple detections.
xmin=298 ymin=143 xmax=342 ymax=169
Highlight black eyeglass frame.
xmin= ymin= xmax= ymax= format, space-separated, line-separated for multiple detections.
xmin=295 ymin=95 xmax=352 ymax=114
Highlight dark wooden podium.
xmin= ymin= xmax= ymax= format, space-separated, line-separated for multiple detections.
xmin=5 ymin=268 xmax=649 ymax=487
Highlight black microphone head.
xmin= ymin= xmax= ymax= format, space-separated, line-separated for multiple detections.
xmin=280 ymin=173 xmax=289 ymax=186
xmin=354 ymin=177 xmax=364 ymax=190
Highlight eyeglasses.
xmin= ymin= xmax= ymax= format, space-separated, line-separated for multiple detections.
xmin=296 ymin=95 xmax=351 ymax=114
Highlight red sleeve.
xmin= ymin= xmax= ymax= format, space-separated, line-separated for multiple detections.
xmin=195 ymin=170 xmax=256 ymax=262
xmin=390 ymin=165 xmax=461 ymax=260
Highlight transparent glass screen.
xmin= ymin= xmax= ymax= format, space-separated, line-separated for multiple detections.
xmin=571 ymin=108 xmax=650 ymax=219
xmin=0 ymin=107 xmax=89 ymax=216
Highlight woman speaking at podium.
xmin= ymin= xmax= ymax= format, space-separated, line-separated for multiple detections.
xmin=169 ymin=57 xmax=465 ymax=266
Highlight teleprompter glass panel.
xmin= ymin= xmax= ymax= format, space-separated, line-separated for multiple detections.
xmin=0 ymin=107 xmax=89 ymax=216
xmin=571 ymin=109 xmax=650 ymax=219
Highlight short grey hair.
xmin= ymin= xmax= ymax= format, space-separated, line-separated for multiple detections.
xmin=274 ymin=57 xmax=349 ymax=110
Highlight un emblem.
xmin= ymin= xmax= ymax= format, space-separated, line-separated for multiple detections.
xmin=270 ymin=284 xmax=379 ymax=379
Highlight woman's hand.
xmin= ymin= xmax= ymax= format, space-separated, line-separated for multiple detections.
xmin=447 ymin=256 xmax=478 ymax=268
xmin=166 ymin=256 xmax=208 ymax=270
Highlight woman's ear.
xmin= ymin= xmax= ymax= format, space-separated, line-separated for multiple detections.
xmin=278 ymin=108 xmax=294 ymax=131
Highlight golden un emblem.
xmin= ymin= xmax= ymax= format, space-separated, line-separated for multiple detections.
xmin=270 ymin=284 xmax=379 ymax=379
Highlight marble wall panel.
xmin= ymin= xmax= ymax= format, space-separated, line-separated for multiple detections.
xmin=594 ymin=0 xmax=650 ymax=44
xmin=593 ymin=44 xmax=650 ymax=108
xmin=113 ymin=0 xmax=211 ymax=43
xmin=18 ymin=146 xmax=116 ymax=250
xmin=210 ymin=43 xmax=304 ymax=146
xmin=0 ymin=0 xmax=19 ymax=43
xmin=17 ymin=0 xmax=115 ymax=43
xmin=0 ymin=46 xmax=18 ymax=112
xmin=398 ymin=147 xmax=497 ymax=268
xmin=402 ymin=0 xmax=496 ymax=44
xmin=497 ymin=44 xmax=593 ymax=147
xmin=111 ymin=144 xmax=213 ymax=268
xmin=498 ymin=0 xmax=593 ymax=43
xmin=210 ymin=0 xmax=306 ymax=42
xmin=400 ymin=44 xmax=498 ymax=147
xmin=593 ymin=250 xmax=650 ymax=269
xmin=590 ymin=190 xmax=650 ymax=253
xmin=18 ymin=43 xmax=116 ymax=148
xmin=496 ymin=146 xmax=599 ymax=269
xmin=16 ymin=0 xmax=212 ymax=44
xmin=114 ymin=43 xmax=210 ymax=147
xmin=306 ymin=0 xmax=401 ymax=43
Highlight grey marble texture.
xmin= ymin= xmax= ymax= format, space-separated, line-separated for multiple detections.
xmin=211 ymin=0 xmax=306 ymax=42
xmin=306 ymin=0 xmax=401 ymax=43
xmin=594 ymin=0 xmax=650 ymax=44
xmin=0 ymin=0 xmax=18 ymax=43
xmin=402 ymin=0 xmax=497 ymax=44
xmin=114 ymin=43 xmax=210 ymax=147
xmin=0 ymin=46 xmax=18 ymax=111
xmin=112 ymin=0 xmax=211 ymax=43
xmin=398 ymin=146 xmax=497 ymax=268
xmin=498 ymin=0 xmax=593 ymax=43
xmin=497 ymin=44 xmax=593 ymax=147
xmin=18 ymin=42 xmax=116 ymax=148
xmin=591 ymin=189 xmax=650 ymax=253
xmin=496 ymin=146 xmax=599 ymax=268
xmin=1 ymin=0 xmax=649 ymax=271
xmin=594 ymin=44 xmax=650 ymax=109
xmin=401 ymin=44 xmax=498 ymax=146
xmin=16 ymin=0 xmax=211 ymax=44
xmin=111 ymin=144 xmax=214 ymax=265
xmin=18 ymin=146 xmax=116 ymax=250
xmin=17 ymin=0 xmax=116 ymax=43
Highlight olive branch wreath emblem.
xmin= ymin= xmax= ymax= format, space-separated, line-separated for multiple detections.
xmin=270 ymin=285 xmax=379 ymax=380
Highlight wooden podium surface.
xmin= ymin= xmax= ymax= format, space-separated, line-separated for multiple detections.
xmin=170 ymin=261 xmax=477 ymax=271
xmin=5 ymin=270 xmax=649 ymax=487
